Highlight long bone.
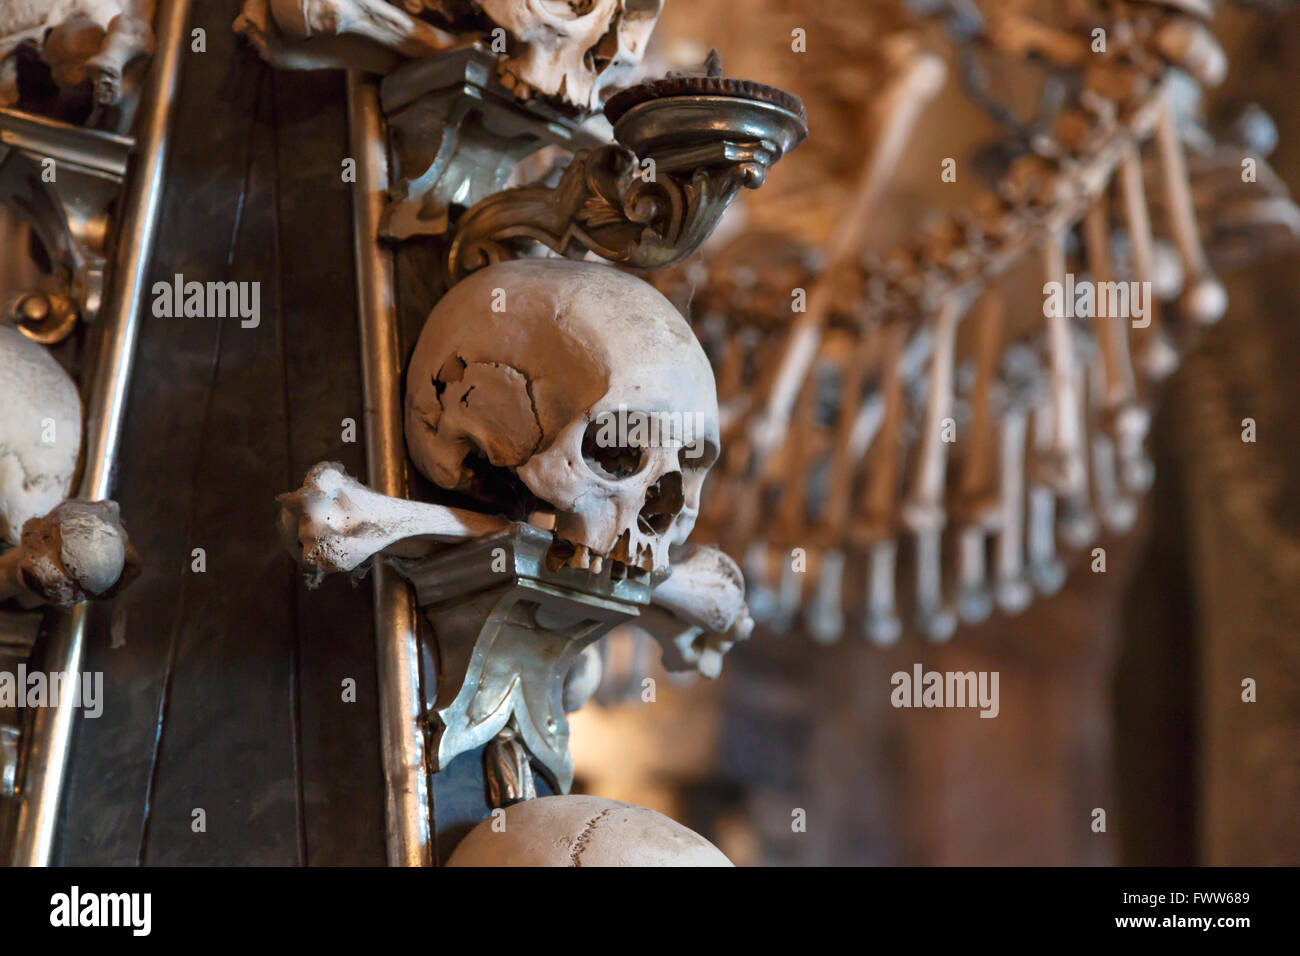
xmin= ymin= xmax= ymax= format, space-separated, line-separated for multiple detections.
xmin=806 ymin=326 xmax=886 ymax=643
xmin=766 ymin=340 xmax=838 ymax=632
xmin=1088 ymin=406 xmax=1139 ymax=534
xmin=954 ymin=289 xmax=1005 ymax=524
xmin=1041 ymin=225 xmax=1089 ymax=503
xmin=993 ymin=343 xmax=1034 ymax=613
xmin=996 ymin=380 xmax=1034 ymax=614
xmin=953 ymin=288 xmax=1006 ymax=624
xmin=651 ymin=544 xmax=753 ymax=641
xmin=84 ymin=0 xmax=155 ymax=105
xmin=1153 ymin=86 xmax=1228 ymax=327
xmin=234 ymin=0 xmax=455 ymax=74
xmin=856 ymin=320 xmax=909 ymax=645
xmin=1117 ymin=140 xmax=1181 ymax=384
xmin=277 ymin=462 xmax=509 ymax=584
xmin=901 ymin=292 xmax=969 ymax=642
xmin=279 ymin=463 xmax=752 ymax=664
xmin=1083 ymin=188 xmax=1153 ymax=501
xmin=1026 ymin=391 xmax=1067 ymax=596
xmin=741 ymin=540 xmax=778 ymax=624
xmin=0 ymin=500 xmax=139 ymax=609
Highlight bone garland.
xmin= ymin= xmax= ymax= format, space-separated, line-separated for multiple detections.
xmin=0 ymin=499 xmax=139 ymax=609
xmin=646 ymin=0 xmax=1297 ymax=644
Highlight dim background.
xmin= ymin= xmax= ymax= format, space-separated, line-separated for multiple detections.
xmin=23 ymin=0 xmax=1300 ymax=865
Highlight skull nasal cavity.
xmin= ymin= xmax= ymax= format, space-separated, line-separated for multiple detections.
xmin=638 ymin=472 xmax=683 ymax=536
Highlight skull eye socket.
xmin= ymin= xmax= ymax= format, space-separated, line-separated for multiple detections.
xmin=677 ymin=439 xmax=717 ymax=471
xmin=582 ymin=419 xmax=644 ymax=480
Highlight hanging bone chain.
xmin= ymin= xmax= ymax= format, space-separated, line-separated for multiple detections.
xmin=653 ymin=0 xmax=1300 ymax=643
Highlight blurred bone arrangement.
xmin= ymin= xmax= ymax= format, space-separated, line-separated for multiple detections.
xmin=1 ymin=0 xmax=156 ymax=129
xmin=652 ymin=0 xmax=1300 ymax=644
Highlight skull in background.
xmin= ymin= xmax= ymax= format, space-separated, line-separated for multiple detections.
xmin=404 ymin=258 xmax=719 ymax=575
xmin=478 ymin=0 xmax=662 ymax=111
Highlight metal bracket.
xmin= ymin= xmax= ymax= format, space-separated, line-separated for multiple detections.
xmin=446 ymin=90 xmax=807 ymax=280
xmin=392 ymin=523 xmax=652 ymax=794
xmin=0 ymin=107 xmax=133 ymax=340
xmin=378 ymin=45 xmax=607 ymax=240
xmin=0 ymin=608 xmax=43 ymax=799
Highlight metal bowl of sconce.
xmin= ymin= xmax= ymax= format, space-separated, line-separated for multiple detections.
xmin=603 ymin=61 xmax=808 ymax=189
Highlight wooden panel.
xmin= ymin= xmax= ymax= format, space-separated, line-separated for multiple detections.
xmin=56 ymin=0 xmax=383 ymax=865
xmin=271 ymin=65 xmax=385 ymax=867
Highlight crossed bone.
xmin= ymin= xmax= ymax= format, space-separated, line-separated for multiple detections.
xmin=277 ymin=462 xmax=752 ymax=678
xmin=1 ymin=0 xmax=156 ymax=110
xmin=233 ymin=0 xmax=455 ymax=74
xmin=0 ymin=499 xmax=140 ymax=609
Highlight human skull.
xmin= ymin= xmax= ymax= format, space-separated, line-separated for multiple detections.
xmin=476 ymin=0 xmax=662 ymax=111
xmin=0 ymin=325 xmax=82 ymax=547
xmin=404 ymin=258 xmax=719 ymax=575
xmin=447 ymin=794 xmax=732 ymax=866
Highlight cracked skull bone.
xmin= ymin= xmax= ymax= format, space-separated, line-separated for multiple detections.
xmin=480 ymin=0 xmax=661 ymax=111
xmin=0 ymin=325 xmax=82 ymax=548
xmin=404 ymin=259 xmax=719 ymax=574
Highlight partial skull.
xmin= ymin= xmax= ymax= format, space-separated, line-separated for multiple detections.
xmin=447 ymin=794 xmax=732 ymax=866
xmin=478 ymin=0 xmax=662 ymax=111
xmin=0 ymin=325 xmax=82 ymax=547
xmin=404 ymin=258 xmax=719 ymax=575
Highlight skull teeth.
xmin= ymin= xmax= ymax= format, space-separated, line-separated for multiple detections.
xmin=545 ymin=534 xmax=654 ymax=577
xmin=611 ymin=531 xmax=633 ymax=563
xmin=497 ymin=64 xmax=534 ymax=101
